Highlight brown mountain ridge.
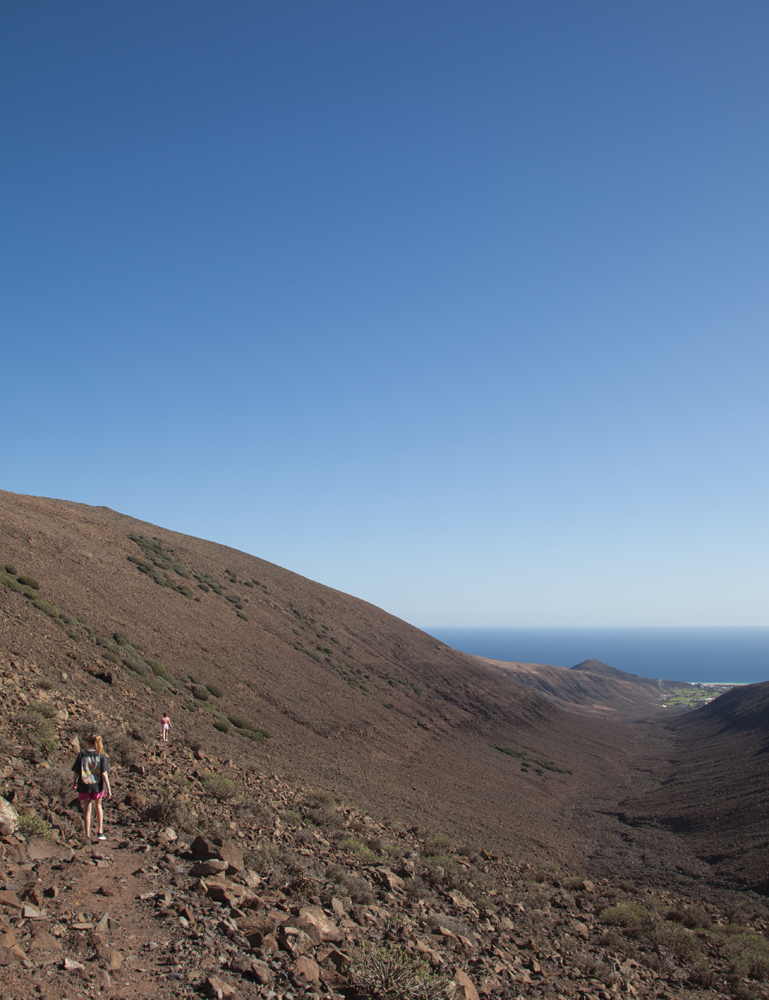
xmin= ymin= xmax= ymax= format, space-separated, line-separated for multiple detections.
xmin=2 ymin=489 xmax=769 ymax=1000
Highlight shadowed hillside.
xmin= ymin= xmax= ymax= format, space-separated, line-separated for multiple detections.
xmin=614 ymin=682 xmax=769 ymax=893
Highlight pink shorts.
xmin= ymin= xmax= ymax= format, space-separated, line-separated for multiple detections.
xmin=78 ymin=791 xmax=104 ymax=802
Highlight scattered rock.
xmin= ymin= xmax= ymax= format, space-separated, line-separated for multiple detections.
xmin=0 ymin=797 xmax=19 ymax=836
xmin=291 ymin=953 xmax=320 ymax=984
xmin=203 ymin=973 xmax=242 ymax=999
xmin=296 ymin=904 xmax=341 ymax=943
xmin=452 ymin=967 xmax=480 ymax=1000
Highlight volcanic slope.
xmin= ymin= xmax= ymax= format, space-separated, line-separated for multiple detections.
xmin=474 ymin=656 xmax=682 ymax=717
xmin=615 ymin=681 xmax=769 ymax=894
xmin=0 ymin=490 xmax=656 ymax=869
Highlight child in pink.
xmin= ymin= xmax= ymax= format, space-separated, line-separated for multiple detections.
xmin=161 ymin=713 xmax=171 ymax=742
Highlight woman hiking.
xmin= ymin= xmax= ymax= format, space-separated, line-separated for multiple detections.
xmin=72 ymin=732 xmax=111 ymax=841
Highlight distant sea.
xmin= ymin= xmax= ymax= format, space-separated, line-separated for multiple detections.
xmin=421 ymin=626 xmax=769 ymax=686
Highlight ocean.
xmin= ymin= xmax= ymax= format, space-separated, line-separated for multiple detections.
xmin=420 ymin=626 xmax=769 ymax=686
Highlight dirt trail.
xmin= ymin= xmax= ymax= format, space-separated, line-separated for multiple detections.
xmin=1 ymin=817 xmax=201 ymax=1000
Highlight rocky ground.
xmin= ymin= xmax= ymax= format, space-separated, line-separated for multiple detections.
xmin=3 ymin=656 xmax=769 ymax=1000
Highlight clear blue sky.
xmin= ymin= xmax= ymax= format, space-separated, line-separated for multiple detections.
xmin=2 ymin=2 xmax=767 ymax=626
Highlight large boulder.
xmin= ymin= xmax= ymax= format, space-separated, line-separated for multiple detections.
xmin=0 ymin=798 xmax=19 ymax=836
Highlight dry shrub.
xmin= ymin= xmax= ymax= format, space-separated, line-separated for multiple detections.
xmin=349 ymin=942 xmax=451 ymax=1000
xmin=233 ymin=799 xmax=273 ymax=830
xmin=650 ymin=921 xmax=701 ymax=961
xmin=304 ymin=803 xmax=343 ymax=829
xmin=202 ymin=774 xmax=239 ymax=801
xmin=39 ymin=767 xmax=74 ymax=803
xmin=19 ymin=814 xmax=53 ymax=841
xmin=17 ymin=708 xmax=56 ymax=741
xmin=403 ymin=875 xmax=429 ymax=901
xmin=102 ymin=727 xmax=138 ymax=765
xmin=325 ymin=862 xmax=374 ymax=905
xmin=144 ymin=790 xmax=191 ymax=827
xmin=688 ymin=963 xmax=717 ymax=989
xmin=666 ymin=904 xmax=712 ymax=929
xmin=599 ymin=902 xmax=652 ymax=929
xmin=426 ymin=913 xmax=471 ymax=938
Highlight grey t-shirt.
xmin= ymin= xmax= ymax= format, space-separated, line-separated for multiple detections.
xmin=72 ymin=750 xmax=109 ymax=794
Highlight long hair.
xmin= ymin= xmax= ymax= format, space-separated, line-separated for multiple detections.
xmin=87 ymin=733 xmax=103 ymax=755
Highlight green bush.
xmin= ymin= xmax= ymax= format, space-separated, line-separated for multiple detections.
xmin=720 ymin=926 xmax=769 ymax=981
xmin=340 ymin=838 xmax=379 ymax=863
xmin=236 ymin=611 xmax=250 ymax=621
xmin=146 ymin=659 xmax=166 ymax=676
xmin=192 ymin=684 xmax=209 ymax=701
xmin=202 ymin=774 xmax=239 ymax=801
xmin=205 ymin=683 xmax=222 ymax=698
xmin=32 ymin=597 xmax=59 ymax=619
xmin=198 ymin=583 xmax=210 ymax=592
xmin=0 ymin=573 xmax=25 ymax=594
xmin=17 ymin=576 xmax=40 ymax=590
xmin=214 ymin=719 xmax=231 ymax=733
xmin=599 ymin=902 xmax=652 ymax=929
xmin=236 ymin=726 xmax=268 ymax=743
xmin=196 ymin=701 xmax=227 ymax=719
xmin=4 ymin=564 xmax=17 ymax=575
xmin=305 ymin=789 xmax=336 ymax=806
xmin=101 ymin=651 xmax=117 ymax=663
xmin=18 ymin=814 xmax=53 ymax=842
xmin=424 ymin=833 xmax=453 ymax=854
xmin=123 ymin=655 xmax=150 ymax=676
xmin=113 ymin=632 xmax=130 ymax=646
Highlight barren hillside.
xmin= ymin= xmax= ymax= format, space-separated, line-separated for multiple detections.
xmin=0 ymin=491 xmax=637 ymax=864
xmin=1 ymin=490 xmax=767 ymax=894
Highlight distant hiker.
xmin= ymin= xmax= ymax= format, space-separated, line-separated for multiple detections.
xmin=72 ymin=732 xmax=111 ymax=841
xmin=161 ymin=713 xmax=171 ymax=742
